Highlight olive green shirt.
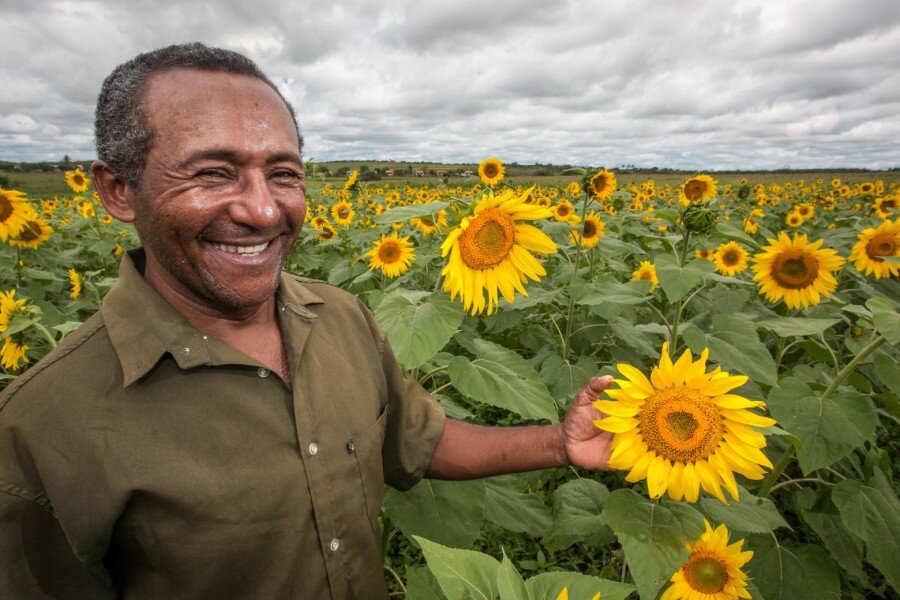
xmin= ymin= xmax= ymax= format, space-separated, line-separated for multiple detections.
xmin=0 ymin=250 xmax=446 ymax=599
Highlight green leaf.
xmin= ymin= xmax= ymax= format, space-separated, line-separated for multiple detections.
xmin=603 ymin=489 xmax=704 ymax=600
xmin=525 ymin=572 xmax=635 ymax=600
xmin=374 ymin=290 xmax=465 ymax=368
xmin=793 ymin=489 xmax=868 ymax=585
xmin=497 ymin=554 xmax=528 ymax=600
xmin=383 ymin=480 xmax=486 ymax=548
xmin=433 ymin=393 xmax=475 ymax=420
xmin=756 ymin=317 xmax=840 ymax=337
xmin=540 ymin=355 xmax=597 ymax=406
xmin=543 ymin=479 xmax=611 ymax=552
xmin=375 ymin=201 xmax=449 ymax=224
xmin=874 ymin=352 xmax=900 ymax=398
xmin=767 ymin=378 xmax=877 ymax=474
xmin=713 ymin=221 xmax=762 ymax=249
xmin=406 ymin=566 xmax=447 ymax=600
xmin=655 ymin=255 xmax=713 ymax=303
xmin=706 ymin=314 xmax=777 ymax=386
xmin=1 ymin=314 xmax=38 ymax=336
xmin=831 ymin=478 xmax=900 ymax=590
xmin=449 ymin=338 xmax=558 ymax=422
xmin=611 ymin=317 xmax=661 ymax=358
xmin=415 ymin=536 xmax=500 ymax=600
xmin=484 ymin=476 xmax=553 ymax=537
xmin=699 ymin=486 xmax=788 ymax=534
xmin=749 ymin=537 xmax=840 ymax=600
xmin=575 ymin=280 xmax=651 ymax=306
xmin=866 ymin=296 xmax=900 ymax=344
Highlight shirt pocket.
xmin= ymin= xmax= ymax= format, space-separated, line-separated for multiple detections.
xmin=350 ymin=408 xmax=388 ymax=538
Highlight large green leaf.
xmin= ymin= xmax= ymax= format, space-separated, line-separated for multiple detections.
xmin=525 ymin=572 xmax=635 ymax=600
xmin=603 ymin=489 xmax=704 ymax=600
xmin=749 ymin=537 xmax=840 ymax=600
xmin=705 ymin=314 xmax=777 ymax=385
xmin=542 ymin=479 xmax=611 ymax=552
xmin=497 ymin=554 xmax=528 ymax=600
xmin=794 ymin=489 xmax=868 ymax=585
xmin=832 ymin=478 xmax=900 ymax=590
xmin=374 ymin=290 xmax=465 ymax=368
xmin=406 ymin=566 xmax=447 ymax=600
xmin=713 ymin=221 xmax=762 ymax=249
xmin=767 ymin=378 xmax=877 ymax=474
xmin=375 ymin=201 xmax=450 ymax=224
xmin=383 ymin=480 xmax=486 ymax=548
xmin=415 ymin=536 xmax=500 ymax=600
xmin=654 ymin=255 xmax=714 ymax=303
xmin=539 ymin=355 xmax=598 ymax=406
xmin=699 ymin=486 xmax=789 ymax=534
xmin=611 ymin=317 xmax=661 ymax=358
xmin=449 ymin=338 xmax=558 ymax=422
xmin=575 ymin=280 xmax=651 ymax=306
xmin=756 ymin=317 xmax=840 ymax=337
xmin=866 ymin=296 xmax=900 ymax=344
xmin=484 ymin=476 xmax=553 ymax=537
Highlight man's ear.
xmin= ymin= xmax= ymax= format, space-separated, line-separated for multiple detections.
xmin=91 ymin=160 xmax=137 ymax=222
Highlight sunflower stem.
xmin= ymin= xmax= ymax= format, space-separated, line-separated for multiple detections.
xmin=561 ymin=193 xmax=592 ymax=360
xmin=668 ymin=229 xmax=692 ymax=350
xmin=33 ymin=322 xmax=57 ymax=349
xmin=760 ymin=334 xmax=886 ymax=497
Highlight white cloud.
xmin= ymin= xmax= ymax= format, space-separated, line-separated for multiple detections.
xmin=0 ymin=0 xmax=898 ymax=169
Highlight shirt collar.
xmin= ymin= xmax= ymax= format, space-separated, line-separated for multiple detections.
xmin=102 ymin=248 xmax=324 ymax=387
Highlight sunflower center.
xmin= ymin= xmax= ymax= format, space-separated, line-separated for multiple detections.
xmin=866 ymin=234 xmax=895 ymax=260
xmin=591 ymin=176 xmax=608 ymax=194
xmin=557 ymin=205 xmax=571 ymax=217
xmin=0 ymin=197 xmax=12 ymax=222
xmin=420 ymin=217 xmax=434 ymax=227
xmin=458 ymin=208 xmax=515 ymax=270
xmin=684 ymin=553 xmax=729 ymax=594
xmin=483 ymin=163 xmax=499 ymax=178
xmin=684 ymin=180 xmax=707 ymax=201
xmin=73 ymin=174 xmax=84 ymax=186
xmin=638 ymin=386 xmax=723 ymax=462
xmin=18 ymin=221 xmax=39 ymax=242
xmin=723 ymin=250 xmax=740 ymax=266
xmin=320 ymin=229 xmax=335 ymax=240
xmin=378 ymin=242 xmax=401 ymax=263
xmin=338 ymin=207 xmax=350 ymax=219
xmin=771 ymin=250 xmax=819 ymax=289
xmin=583 ymin=220 xmax=597 ymax=238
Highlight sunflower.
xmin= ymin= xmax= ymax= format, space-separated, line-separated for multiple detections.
xmin=751 ymin=232 xmax=845 ymax=309
xmin=595 ymin=343 xmax=776 ymax=503
xmin=316 ymin=224 xmax=338 ymax=242
xmin=342 ymin=170 xmax=360 ymax=192
xmin=0 ymin=335 xmax=29 ymax=372
xmin=586 ymin=169 xmax=617 ymax=202
xmin=8 ymin=217 xmax=52 ymax=249
xmin=441 ymin=187 xmax=556 ymax=315
xmin=873 ymin=195 xmax=896 ymax=219
xmin=330 ymin=201 xmax=355 ymax=227
xmin=785 ymin=211 xmax=803 ymax=228
xmin=679 ymin=175 xmax=718 ymax=205
xmin=695 ymin=248 xmax=714 ymax=261
xmin=571 ymin=212 xmax=605 ymax=248
xmin=310 ymin=215 xmax=331 ymax=230
xmin=77 ymin=201 xmax=96 ymax=219
xmin=68 ymin=269 xmax=83 ymax=300
xmin=848 ymin=219 xmax=899 ymax=279
xmin=713 ymin=242 xmax=749 ymax=276
xmin=552 ymin=199 xmax=580 ymax=224
xmin=794 ymin=203 xmax=814 ymax=219
xmin=477 ymin=157 xmax=505 ymax=187
xmin=631 ymin=261 xmax=659 ymax=290
xmin=366 ymin=233 xmax=415 ymax=278
xmin=660 ymin=521 xmax=752 ymax=600
xmin=65 ymin=168 xmax=90 ymax=193
xmin=411 ymin=210 xmax=448 ymax=235
xmin=0 ymin=188 xmax=36 ymax=241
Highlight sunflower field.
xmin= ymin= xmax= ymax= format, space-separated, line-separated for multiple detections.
xmin=1 ymin=163 xmax=899 ymax=600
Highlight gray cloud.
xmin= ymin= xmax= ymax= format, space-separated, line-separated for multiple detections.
xmin=0 ymin=0 xmax=898 ymax=170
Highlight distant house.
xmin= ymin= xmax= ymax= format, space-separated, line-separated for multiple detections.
xmin=436 ymin=170 xmax=446 ymax=176
xmin=383 ymin=169 xmax=395 ymax=176
xmin=414 ymin=169 xmax=425 ymax=177
xmin=461 ymin=171 xmax=473 ymax=177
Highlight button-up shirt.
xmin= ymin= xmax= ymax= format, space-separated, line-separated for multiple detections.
xmin=0 ymin=250 xmax=446 ymax=598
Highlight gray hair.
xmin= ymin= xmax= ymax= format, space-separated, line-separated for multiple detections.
xmin=94 ymin=42 xmax=303 ymax=188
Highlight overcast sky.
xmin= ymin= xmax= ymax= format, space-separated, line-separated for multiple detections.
xmin=2 ymin=0 xmax=898 ymax=169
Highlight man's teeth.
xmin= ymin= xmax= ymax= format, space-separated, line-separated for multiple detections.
xmin=213 ymin=242 xmax=270 ymax=256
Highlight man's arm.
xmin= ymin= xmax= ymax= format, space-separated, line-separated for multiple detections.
xmin=425 ymin=376 xmax=614 ymax=479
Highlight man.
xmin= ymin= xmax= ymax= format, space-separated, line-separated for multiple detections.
xmin=0 ymin=43 xmax=613 ymax=598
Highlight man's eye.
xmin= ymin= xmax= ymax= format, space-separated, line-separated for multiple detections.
xmin=196 ymin=169 xmax=229 ymax=179
xmin=272 ymin=170 xmax=302 ymax=181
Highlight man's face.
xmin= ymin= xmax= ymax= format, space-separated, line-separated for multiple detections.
xmin=132 ymin=68 xmax=306 ymax=311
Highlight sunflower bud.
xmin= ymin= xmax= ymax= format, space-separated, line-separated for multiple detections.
xmin=681 ymin=201 xmax=717 ymax=234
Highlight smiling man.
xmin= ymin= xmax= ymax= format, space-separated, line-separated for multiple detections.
xmin=0 ymin=43 xmax=613 ymax=599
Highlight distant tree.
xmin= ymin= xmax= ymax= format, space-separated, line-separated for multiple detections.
xmin=63 ymin=155 xmax=71 ymax=164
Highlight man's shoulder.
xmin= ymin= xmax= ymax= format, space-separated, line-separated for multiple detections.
xmin=0 ymin=311 xmax=116 ymax=412
xmin=280 ymin=272 xmax=371 ymax=313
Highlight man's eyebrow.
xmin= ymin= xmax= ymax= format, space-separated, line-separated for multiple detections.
xmin=177 ymin=149 xmax=303 ymax=168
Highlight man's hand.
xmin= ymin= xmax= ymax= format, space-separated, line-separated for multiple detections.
xmin=560 ymin=375 xmax=615 ymax=471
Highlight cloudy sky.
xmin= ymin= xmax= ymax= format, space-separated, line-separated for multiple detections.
xmin=2 ymin=0 xmax=898 ymax=169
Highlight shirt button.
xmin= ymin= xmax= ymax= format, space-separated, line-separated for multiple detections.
xmin=346 ymin=441 xmax=356 ymax=454
xmin=308 ymin=442 xmax=318 ymax=455
xmin=258 ymin=367 xmax=270 ymax=378
xmin=329 ymin=538 xmax=340 ymax=552
xmin=183 ymin=347 xmax=190 ymax=354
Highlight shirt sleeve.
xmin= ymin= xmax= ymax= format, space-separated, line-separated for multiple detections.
xmin=0 ymin=488 xmax=115 ymax=598
xmin=373 ymin=324 xmax=446 ymax=492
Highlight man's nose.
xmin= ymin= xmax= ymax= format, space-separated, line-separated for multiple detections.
xmin=229 ymin=171 xmax=280 ymax=229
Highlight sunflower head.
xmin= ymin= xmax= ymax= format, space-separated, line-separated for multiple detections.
xmin=752 ymin=232 xmax=846 ymax=309
xmin=681 ymin=200 xmax=718 ymax=234
xmin=8 ymin=217 xmax=53 ymax=249
xmin=366 ymin=233 xmax=415 ymax=278
xmin=679 ymin=174 xmax=718 ymax=205
xmin=478 ymin=157 xmax=505 ymax=187
xmin=571 ymin=212 xmax=605 ymax=248
xmin=584 ymin=169 xmax=618 ymax=202
xmin=595 ymin=342 xmax=776 ymax=503
xmin=661 ymin=521 xmax=752 ymax=600
xmin=849 ymin=218 xmax=899 ymax=279
xmin=713 ymin=241 xmax=749 ymax=277
xmin=631 ymin=261 xmax=659 ymax=290
xmin=65 ymin=168 xmax=90 ymax=193
xmin=0 ymin=188 xmax=36 ymax=241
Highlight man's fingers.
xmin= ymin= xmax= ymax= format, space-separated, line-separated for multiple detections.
xmin=573 ymin=375 xmax=614 ymax=405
